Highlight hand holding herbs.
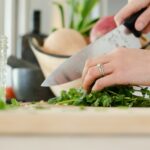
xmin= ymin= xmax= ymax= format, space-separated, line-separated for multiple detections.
xmin=48 ymin=86 xmax=150 ymax=107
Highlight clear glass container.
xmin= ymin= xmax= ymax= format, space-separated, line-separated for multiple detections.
xmin=0 ymin=35 xmax=7 ymax=102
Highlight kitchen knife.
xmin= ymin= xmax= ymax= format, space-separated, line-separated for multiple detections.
xmin=42 ymin=9 xmax=145 ymax=87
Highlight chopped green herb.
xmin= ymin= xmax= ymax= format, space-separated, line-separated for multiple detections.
xmin=0 ymin=98 xmax=20 ymax=110
xmin=48 ymin=86 xmax=150 ymax=107
xmin=0 ymin=101 xmax=6 ymax=110
xmin=79 ymin=105 xmax=85 ymax=110
xmin=11 ymin=98 xmax=20 ymax=107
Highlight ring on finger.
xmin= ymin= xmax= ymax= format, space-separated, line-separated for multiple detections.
xmin=96 ymin=64 xmax=105 ymax=77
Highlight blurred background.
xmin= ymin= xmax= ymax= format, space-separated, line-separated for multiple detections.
xmin=2 ymin=0 xmax=148 ymax=102
xmin=0 ymin=0 xmax=127 ymax=56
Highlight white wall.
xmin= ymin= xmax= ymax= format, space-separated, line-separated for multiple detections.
xmin=4 ymin=0 xmax=17 ymax=56
xmin=0 ymin=0 xmax=4 ymax=34
xmin=17 ymin=0 xmax=52 ymax=35
xmin=28 ymin=0 xmax=52 ymax=34
xmin=100 ymin=0 xmax=128 ymax=16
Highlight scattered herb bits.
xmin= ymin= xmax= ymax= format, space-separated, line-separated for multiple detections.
xmin=0 ymin=99 xmax=20 ymax=110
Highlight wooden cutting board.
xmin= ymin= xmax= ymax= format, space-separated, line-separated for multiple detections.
xmin=0 ymin=105 xmax=150 ymax=135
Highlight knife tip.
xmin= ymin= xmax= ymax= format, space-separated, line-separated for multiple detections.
xmin=41 ymin=81 xmax=48 ymax=87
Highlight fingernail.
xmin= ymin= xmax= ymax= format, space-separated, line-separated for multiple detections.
xmin=136 ymin=22 xmax=145 ymax=31
xmin=92 ymin=86 xmax=96 ymax=91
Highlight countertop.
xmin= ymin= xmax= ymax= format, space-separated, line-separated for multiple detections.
xmin=0 ymin=104 xmax=150 ymax=135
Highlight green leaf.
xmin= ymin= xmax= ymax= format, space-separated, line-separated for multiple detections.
xmin=48 ymin=97 xmax=58 ymax=104
xmin=11 ymin=98 xmax=20 ymax=107
xmin=101 ymin=95 xmax=112 ymax=107
xmin=48 ymin=86 xmax=150 ymax=107
xmin=82 ymin=18 xmax=99 ymax=28
xmin=93 ymin=98 xmax=101 ymax=107
xmin=80 ymin=0 xmax=99 ymax=18
xmin=0 ymin=101 xmax=6 ymax=110
xmin=77 ymin=0 xmax=99 ymax=29
xmin=53 ymin=2 xmax=65 ymax=27
xmin=79 ymin=18 xmax=99 ymax=34
xmin=69 ymin=0 xmax=79 ymax=28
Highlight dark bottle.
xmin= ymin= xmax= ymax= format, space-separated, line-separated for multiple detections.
xmin=19 ymin=10 xmax=47 ymax=66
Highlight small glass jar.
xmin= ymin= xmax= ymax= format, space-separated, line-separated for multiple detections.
xmin=0 ymin=35 xmax=7 ymax=102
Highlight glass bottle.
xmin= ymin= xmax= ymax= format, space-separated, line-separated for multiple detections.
xmin=0 ymin=35 xmax=7 ymax=102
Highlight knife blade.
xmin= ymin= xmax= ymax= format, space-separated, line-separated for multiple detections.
xmin=42 ymin=25 xmax=141 ymax=87
xmin=42 ymin=9 xmax=145 ymax=87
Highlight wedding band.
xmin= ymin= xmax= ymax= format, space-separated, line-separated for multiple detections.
xmin=96 ymin=64 xmax=105 ymax=77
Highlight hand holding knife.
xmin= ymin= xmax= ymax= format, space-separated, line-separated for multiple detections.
xmin=42 ymin=8 xmax=146 ymax=87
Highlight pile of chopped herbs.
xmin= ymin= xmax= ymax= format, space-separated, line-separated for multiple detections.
xmin=48 ymin=86 xmax=150 ymax=107
xmin=0 ymin=86 xmax=150 ymax=110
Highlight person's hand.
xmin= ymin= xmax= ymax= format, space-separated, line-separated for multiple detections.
xmin=115 ymin=0 xmax=150 ymax=33
xmin=82 ymin=48 xmax=150 ymax=91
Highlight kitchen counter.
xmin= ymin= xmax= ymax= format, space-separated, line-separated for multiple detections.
xmin=0 ymin=105 xmax=150 ymax=135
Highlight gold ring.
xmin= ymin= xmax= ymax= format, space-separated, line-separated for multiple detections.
xmin=96 ymin=64 xmax=105 ymax=77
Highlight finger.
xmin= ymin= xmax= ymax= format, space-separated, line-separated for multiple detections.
xmin=82 ymin=55 xmax=110 ymax=81
xmin=135 ymin=7 xmax=150 ymax=31
xmin=83 ymin=63 xmax=114 ymax=91
xmin=143 ymin=24 xmax=150 ymax=33
xmin=115 ymin=1 xmax=150 ymax=26
xmin=92 ymin=74 xmax=116 ymax=91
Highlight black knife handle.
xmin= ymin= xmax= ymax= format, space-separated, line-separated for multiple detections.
xmin=124 ymin=8 xmax=146 ymax=37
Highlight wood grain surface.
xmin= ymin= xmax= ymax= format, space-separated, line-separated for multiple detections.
xmin=0 ymin=106 xmax=150 ymax=135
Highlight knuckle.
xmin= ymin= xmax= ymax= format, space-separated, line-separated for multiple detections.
xmin=87 ymin=68 xmax=95 ymax=77
xmin=113 ymin=60 xmax=122 ymax=70
xmin=114 ymin=47 xmax=126 ymax=58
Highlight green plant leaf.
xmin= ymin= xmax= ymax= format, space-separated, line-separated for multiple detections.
xmin=69 ymin=0 xmax=79 ymax=28
xmin=78 ymin=0 xmax=99 ymax=28
xmin=79 ymin=18 xmax=99 ymax=34
xmin=76 ymin=0 xmax=99 ymax=31
xmin=53 ymin=2 xmax=65 ymax=27
xmin=81 ymin=0 xmax=99 ymax=18
xmin=53 ymin=0 xmax=100 ymax=36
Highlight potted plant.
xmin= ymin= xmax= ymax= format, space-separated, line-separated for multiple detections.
xmin=52 ymin=0 xmax=100 ymax=43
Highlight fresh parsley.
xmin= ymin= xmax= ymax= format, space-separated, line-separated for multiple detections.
xmin=48 ymin=86 xmax=150 ymax=107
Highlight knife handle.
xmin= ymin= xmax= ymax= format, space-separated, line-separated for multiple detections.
xmin=124 ymin=8 xmax=146 ymax=37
